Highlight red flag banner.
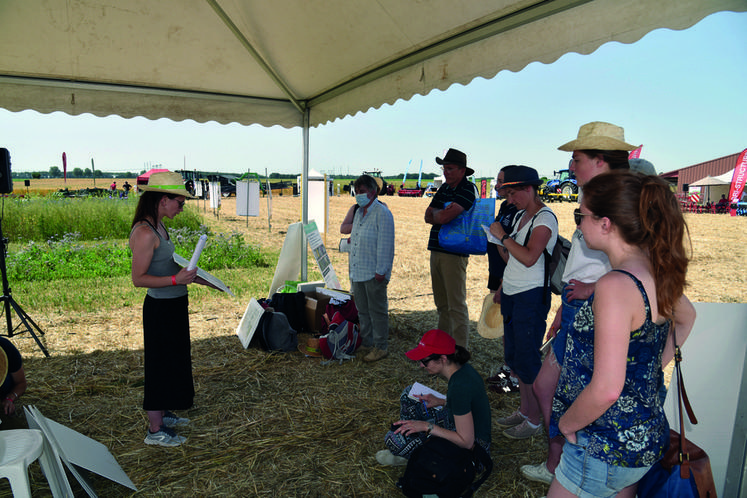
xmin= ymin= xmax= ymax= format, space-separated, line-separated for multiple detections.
xmin=628 ymin=145 xmax=643 ymax=159
xmin=728 ymin=148 xmax=747 ymax=216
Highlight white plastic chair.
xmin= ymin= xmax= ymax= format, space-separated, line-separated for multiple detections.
xmin=0 ymin=429 xmax=44 ymax=498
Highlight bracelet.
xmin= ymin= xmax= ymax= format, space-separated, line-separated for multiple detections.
xmin=501 ymin=234 xmax=510 ymax=243
xmin=171 ymin=275 xmax=177 ymax=286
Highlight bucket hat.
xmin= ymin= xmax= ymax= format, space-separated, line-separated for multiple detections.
xmin=405 ymin=329 xmax=456 ymax=361
xmin=499 ymin=165 xmax=542 ymax=190
xmin=558 ymin=121 xmax=636 ymax=152
xmin=436 ymin=148 xmax=475 ymax=177
xmin=139 ymin=171 xmax=197 ymax=198
xmin=477 ymin=293 xmax=504 ymax=339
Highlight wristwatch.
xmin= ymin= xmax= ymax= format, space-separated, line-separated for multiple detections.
xmin=501 ymin=234 xmax=510 ymax=244
xmin=426 ymin=422 xmax=434 ymax=437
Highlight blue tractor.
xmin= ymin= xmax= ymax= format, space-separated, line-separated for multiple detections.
xmin=541 ymin=168 xmax=578 ymax=201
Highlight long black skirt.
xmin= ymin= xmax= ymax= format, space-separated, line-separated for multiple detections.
xmin=142 ymin=294 xmax=195 ymax=411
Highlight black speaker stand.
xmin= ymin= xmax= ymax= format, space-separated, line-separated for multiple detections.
xmin=0 ymin=220 xmax=49 ymax=357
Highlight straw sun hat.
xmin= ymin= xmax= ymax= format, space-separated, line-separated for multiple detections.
xmin=477 ymin=293 xmax=504 ymax=339
xmin=558 ymin=121 xmax=636 ymax=152
xmin=139 ymin=171 xmax=196 ymax=198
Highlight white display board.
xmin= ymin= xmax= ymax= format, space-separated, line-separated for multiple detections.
xmin=209 ymin=181 xmax=221 ymax=209
xmin=236 ymin=181 xmax=260 ymax=217
xmin=663 ymin=303 xmax=747 ymax=496
xmin=307 ymin=179 xmax=328 ymax=234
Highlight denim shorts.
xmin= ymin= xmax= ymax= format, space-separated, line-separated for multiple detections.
xmin=555 ymin=431 xmax=652 ymax=498
xmin=552 ymin=285 xmax=587 ymax=364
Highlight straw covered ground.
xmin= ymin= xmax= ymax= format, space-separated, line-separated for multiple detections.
xmin=6 ymin=193 xmax=747 ymax=497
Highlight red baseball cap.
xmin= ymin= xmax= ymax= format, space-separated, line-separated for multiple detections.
xmin=405 ymin=329 xmax=456 ymax=361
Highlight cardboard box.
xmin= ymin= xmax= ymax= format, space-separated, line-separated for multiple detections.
xmin=304 ymin=288 xmax=354 ymax=333
xmin=305 ymin=290 xmax=331 ymax=333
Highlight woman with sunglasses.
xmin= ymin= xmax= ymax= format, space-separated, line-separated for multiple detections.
xmin=547 ymin=170 xmax=695 ymax=497
xmin=375 ymin=329 xmax=491 ymax=466
xmin=130 ymin=171 xmax=216 ymax=447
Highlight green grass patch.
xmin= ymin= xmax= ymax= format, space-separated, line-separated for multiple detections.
xmin=1 ymin=196 xmax=201 ymax=242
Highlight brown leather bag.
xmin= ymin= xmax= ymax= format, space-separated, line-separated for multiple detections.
xmin=658 ymin=326 xmax=717 ymax=497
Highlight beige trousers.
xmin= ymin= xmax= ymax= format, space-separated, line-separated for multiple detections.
xmin=429 ymin=250 xmax=470 ymax=348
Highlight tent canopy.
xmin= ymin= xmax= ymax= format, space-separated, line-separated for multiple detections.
xmin=136 ymin=168 xmax=170 ymax=186
xmin=1 ymin=0 xmax=744 ymax=128
xmin=691 ymin=175 xmax=731 ymax=187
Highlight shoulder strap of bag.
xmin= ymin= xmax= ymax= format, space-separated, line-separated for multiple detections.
xmin=463 ymin=444 xmax=493 ymax=498
xmin=671 ymin=321 xmax=699 ymax=479
xmin=522 ymin=207 xmax=557 ymax=303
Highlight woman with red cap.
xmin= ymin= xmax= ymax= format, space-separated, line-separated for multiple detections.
xmin=376 ymin=329 xmax=491 ymax=466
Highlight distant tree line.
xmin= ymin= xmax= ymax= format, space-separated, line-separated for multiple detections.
xmin=13 ymin=169 xmax=442 ymax=181
xmin=268 ymin=172 xmax=440 ymax=180
xmin=12 ymin=168 xmax=139 ymax=179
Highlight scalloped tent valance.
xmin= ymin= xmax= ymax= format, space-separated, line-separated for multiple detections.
xmin=1 ymin=0 xmax=744 ymax=128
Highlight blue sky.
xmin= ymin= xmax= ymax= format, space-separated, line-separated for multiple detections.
xmin=1 ymin=10 xmax=745 ymax=180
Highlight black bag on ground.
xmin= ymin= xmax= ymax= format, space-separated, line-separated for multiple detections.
xmin=397 ymin=437 xmax=492 ymax=498
xmin=269 ymin=291 xmax=308 ymax=334
xmin=250 ymin=311 xmax=298 ymax=352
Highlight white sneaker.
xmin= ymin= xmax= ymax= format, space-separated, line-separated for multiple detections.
xmin=375 ymin=449 xmax=408 ymax=466
xmin=144 ymin=426 xmax=186 ymax=447
xmin=521 ymin=461 xmax=554 ymax=484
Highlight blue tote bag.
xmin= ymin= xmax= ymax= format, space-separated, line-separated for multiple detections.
xmin=438 ymin=197 xmax=495 ymax=255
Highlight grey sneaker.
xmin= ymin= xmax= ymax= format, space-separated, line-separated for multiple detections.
xmin=144 ymin=426 xmax=186 ymax=447
xmin=163 ymin=410 xmax=190 ymax=428
xmin=503 ymin=419 xmax=542 ymax=440
xmin=521 ymin=461 xmax=554 ymax=484
xmin=495 ymin=410 xmax=527 ymax=429
xmin=375 ymin=449 xmax=408 ymax=466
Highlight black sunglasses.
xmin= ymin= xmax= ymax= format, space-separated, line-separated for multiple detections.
xmin=573 ymin=208 xmax=594 ymax=225
xmin=420 ymin=354 xmax=440 ymax=366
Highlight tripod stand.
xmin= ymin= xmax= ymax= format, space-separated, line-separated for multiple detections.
xmin=0 ymin=220 xmax=49 ymax=357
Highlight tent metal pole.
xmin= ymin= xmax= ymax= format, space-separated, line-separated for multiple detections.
xmin=301 ymin=108 xmax=310 ymax=281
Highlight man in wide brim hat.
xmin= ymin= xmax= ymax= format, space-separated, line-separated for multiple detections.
xmin=139 ymin=171 xmax=197 ymax=199
xmin=435 ymin=148 xmax=475 ymax=177
xmin=557 ymin=121 xmax=636 ymax=152
xmin=424 ymin=147 xmax=479 ymax=348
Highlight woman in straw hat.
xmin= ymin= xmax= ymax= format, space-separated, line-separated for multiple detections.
xmin=376 ymin=329 xmax=491 ymax=466
xmin=547 ymin=171 xmax=695 ymax=497
xmin=522 ymin=121 xmax=637 ymax=484
xmin=488 ymin=165 xmax=557 ymax=440
xmin=0 ymin=336 xmax=27 ymax=422
xmin=129 ymin=171 xmax=213 ymax=447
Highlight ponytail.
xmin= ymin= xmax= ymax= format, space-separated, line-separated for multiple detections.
xmin=582 ymin=171 xmax=690 ymax=318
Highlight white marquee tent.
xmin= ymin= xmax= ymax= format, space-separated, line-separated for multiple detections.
xmin=3 ymin=2 xmax=747 ymax=495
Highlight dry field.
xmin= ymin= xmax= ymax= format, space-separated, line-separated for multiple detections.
xmin=6 ymin=192 xmax=747 ymax=497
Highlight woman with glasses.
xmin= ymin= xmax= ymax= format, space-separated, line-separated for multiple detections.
xmin=130 ymin=171 xmax=215 ymax=447
xmin=547 ymin=171 xmax=695 ymax=497
xmin=375 ymin=329 xmax=491 ymax=466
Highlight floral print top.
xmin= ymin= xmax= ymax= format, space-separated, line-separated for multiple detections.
xmin=549 ymin=270 xmax=670 ymax=467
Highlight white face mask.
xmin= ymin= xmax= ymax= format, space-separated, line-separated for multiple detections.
xmin=355 ymin=193 xmax=371 ymax=207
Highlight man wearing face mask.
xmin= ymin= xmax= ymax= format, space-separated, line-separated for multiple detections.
xmin=348 ymin=174 xmax=395 ymax=362
xmin=424 ymin=148 xmax=476 ymax=348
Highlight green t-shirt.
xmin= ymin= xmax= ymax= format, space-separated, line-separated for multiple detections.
xmin=446 ymin=363 xmax=492 ymax=444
